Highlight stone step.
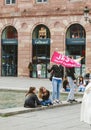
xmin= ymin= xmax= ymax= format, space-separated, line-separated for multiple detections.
xmin=0 ymin=98 xmax=82 ymax=117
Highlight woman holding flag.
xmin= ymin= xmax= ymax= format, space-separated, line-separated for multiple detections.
xmin=50 ymin=51 xmax=82 ymax=103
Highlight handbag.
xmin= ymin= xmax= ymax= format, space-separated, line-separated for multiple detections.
xmin=49 ymin=71 xmax=54 ymax=81
xmin=49 ymin=74 xmax=53 ymax=81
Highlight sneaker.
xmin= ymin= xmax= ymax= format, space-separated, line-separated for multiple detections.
xmin=67 ymin=99 xmax=73 ymax=103
xmin=56 ymin=100 xmax=62 ymax=104
xmin=72 ymin=99 xmax=78 ymax=102
xmin=53 ymin=100 xmax=57 ymax=105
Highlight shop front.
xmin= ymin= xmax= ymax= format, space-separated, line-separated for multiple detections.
xmin=66 ymin=24 xmax=86 ymax=76
xmin=32 ymin=24 xmax=50 ymax=78
xmin=1 ymin=26 xmax=18 ymax=76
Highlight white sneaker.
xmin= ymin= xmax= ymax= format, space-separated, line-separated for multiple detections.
xmin=56 ymin=100 xmax=62 ymax=104
xmin=52 ymin=100 xmax=57 ymax=105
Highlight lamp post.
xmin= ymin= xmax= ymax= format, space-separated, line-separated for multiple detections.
xmin=83 ymin=6 xmax=91 ymax=23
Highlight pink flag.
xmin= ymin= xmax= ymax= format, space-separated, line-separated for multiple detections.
xmin=51 ymin=51 xmax=81 ymax=68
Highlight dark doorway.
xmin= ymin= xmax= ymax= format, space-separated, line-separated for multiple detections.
xmin=1 ymin=26 xmax=18 ymax=76
xmin=66 ymin=24 xmax=86 ymax=76
xmin=1 ymin=45 xmax=17 ymax=76
xmin=32 ymin=24 xmax=50 ymax=78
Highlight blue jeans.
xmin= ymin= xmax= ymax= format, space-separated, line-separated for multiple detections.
xmin=67 ymin=76 xmax=75 ymax=100
xmin=52 ymin=78 xmax=62 ymax=101
xmin=40 ymin=99 xmax=52 ymax=106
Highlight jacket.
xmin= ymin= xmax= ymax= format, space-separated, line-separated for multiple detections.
xmin=48 ymin=65 xmax=64 ymax=78
xmin=66 ymin=67 xmax=76 ymax=80
xmin=24 ymin=93 xmax=41 ymax=108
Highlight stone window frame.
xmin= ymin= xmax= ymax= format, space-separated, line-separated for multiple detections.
xmin=5 ymin=0 xmax=16 ymax=5
xmin=69 ymin=0 xmax=82 ymax=2
xmin=36 ymin=0 xmax=48 ymax=3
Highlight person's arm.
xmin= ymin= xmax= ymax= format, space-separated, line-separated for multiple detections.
xmin=34 ymin=95 xmax=41 ymax=105
xmin=47 ymin=65 xmax=54 ymax=73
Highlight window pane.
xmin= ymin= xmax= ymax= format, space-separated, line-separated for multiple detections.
xmin=36 ymin=0 xmax=47 ymax=2
xmin=37 ymin=0 xmax=42 ymax=2
xmin=6 ymin=0 xmax=10 ymax=4
xmin=12 ymin=0 xmax=16 ymax=3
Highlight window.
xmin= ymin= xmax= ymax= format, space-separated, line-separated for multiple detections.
xmin=5 ymin=0 xmax=16 ymax=4
xmin=69 ymin=0 xmax=82 ymax=2
xmin=36 ymin=0 xmax=47 ymax=3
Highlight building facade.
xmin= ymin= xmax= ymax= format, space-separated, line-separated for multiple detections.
xmin=0 ymin=0 xmax=91 ymax=78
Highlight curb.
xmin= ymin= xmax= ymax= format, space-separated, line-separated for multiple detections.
xmin=0 ymin=99 xmax=82 ymax=117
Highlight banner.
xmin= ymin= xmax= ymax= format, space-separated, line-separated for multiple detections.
xmin=51 ymin=51 xmax=81 ymax=68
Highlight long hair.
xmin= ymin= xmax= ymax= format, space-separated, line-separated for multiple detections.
xmin=25 ymin=87 xmax=36 ymax=96
xmin=79 ymin=76 xmax=84 ymax=84
xmin=38 ymin=87 xmax=44 ymax=99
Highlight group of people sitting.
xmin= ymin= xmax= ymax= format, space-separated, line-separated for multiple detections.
xmin=63 ymin=74 xmax=90 ymax=92
xmin=24 ymin=86 xmax=52 ymax=108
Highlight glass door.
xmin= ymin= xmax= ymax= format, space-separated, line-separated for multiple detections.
xmin=1 ymin=45 xmax=17 ymax=76
xmin=32 ymin=44 xmax=50 ymax=78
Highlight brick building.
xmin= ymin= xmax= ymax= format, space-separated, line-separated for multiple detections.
xmin=0 ymin=0 xmax=91 ymax=78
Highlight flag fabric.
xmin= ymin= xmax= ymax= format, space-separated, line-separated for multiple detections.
xmin=51 ymin=51 xmax=81 ymax=68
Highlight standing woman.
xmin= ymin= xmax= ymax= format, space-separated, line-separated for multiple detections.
xmin=48 ymin=64 xmax=64 ymax=104
xmin=80 ymin=82 xmax=91 ymax=125
xmin=66 ymin=65 xmax=77 ymax=103
xmin=28 ymin=62 xmax=33 ymax=78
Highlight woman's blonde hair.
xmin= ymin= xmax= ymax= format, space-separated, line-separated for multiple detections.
xmin=38 ymin=87 xmax=45 ymax=99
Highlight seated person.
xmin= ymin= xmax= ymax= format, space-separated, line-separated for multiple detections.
xmin=38 ymin=87 xmax=53 ymax=106
xmin=63 ymin=77 xmax=70 ymax=92
xmin=24 ymin=87 xmax=41 ymax=108
xmin=78 ymin=76 xmax=85 ymax=92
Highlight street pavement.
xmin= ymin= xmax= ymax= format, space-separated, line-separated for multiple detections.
xmin=0 ymin=77 xmax=52 ymax=91
xmin=0 ymin=104 xmax=90 ymax=130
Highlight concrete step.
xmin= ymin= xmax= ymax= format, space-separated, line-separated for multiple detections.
xmin=0 ymin=98 xmax=82 ymax=117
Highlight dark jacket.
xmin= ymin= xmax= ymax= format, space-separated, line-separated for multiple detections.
xmin=42 ymin=90 xmax=50 ymax=101
xmin=66 ymin=67 xmax=76 ymax=80
xmin=24 ymin=93 xmax=41 ymax=108
xmin=48 ymin=65 xmax=64 ymax=78
xmin=84 ymin=73 xmax=90 ymax=79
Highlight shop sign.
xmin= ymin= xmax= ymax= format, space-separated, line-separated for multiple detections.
xmin=2 ymin=39 xmax=18 ymax=45
xmin=66 ymin=38 xmax=85 ymax=45
xmin=32 ymin=38 xmax=50 ymax=45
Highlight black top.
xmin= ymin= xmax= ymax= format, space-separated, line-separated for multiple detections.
xmin=84 ymin=73 xmax=91 ymax=79
xmin=24 ymin=93 xmax=41 ymax=108
xmin=66 ymin=67 xmax=75 ymax=80
xmin=42 ymin=90 xmax=50 ymax=101
xmin=48 ymin=65 xmax=64 ymax=78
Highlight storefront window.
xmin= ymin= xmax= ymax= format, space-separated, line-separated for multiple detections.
xmin=2 ymin=26 xmax=17 ymax=39
xmin=32 ymin=24 xmax=50 ymax=78
xmin=36 ymin=0 xmax=47 ymax=3
xmin=66 ymin=24 xmax=86 ymax=38
xmin=1 ymin=26 xmax=18 ymax=76
xmin=66 ymin=24 xmax=86 ymax=76
xmin=5 ymin=0 xmax=16 ymax=4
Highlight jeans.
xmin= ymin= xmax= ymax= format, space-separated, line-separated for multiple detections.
xmin=40 ymin=99 xmax=52 ymax=106
xmin=52 ymin=78 xmax=62 ymax=101
xmin=67 ymin=76 xmax=75 ymax=100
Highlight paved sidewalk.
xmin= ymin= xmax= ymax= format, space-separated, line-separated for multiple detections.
xmin=0 ymin=77 xmax=52 ymax=91
xmin=0 ymin=104 xmax=90 ymax=130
